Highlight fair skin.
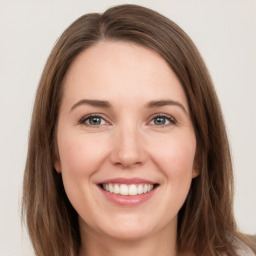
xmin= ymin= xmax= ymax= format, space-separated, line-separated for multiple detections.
xmin=55 ymin=41 xmax=198 ymax=256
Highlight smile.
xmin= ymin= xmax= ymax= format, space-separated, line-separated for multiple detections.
xmin=102 ymin=183 xmax=155 ymax=196
xmin=98 ymin=178 xmax=159 ymax=205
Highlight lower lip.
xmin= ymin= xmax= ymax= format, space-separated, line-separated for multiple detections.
xmin=100 ymin=187 xmax=157 ymax=206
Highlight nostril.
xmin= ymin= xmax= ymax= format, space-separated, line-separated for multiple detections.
xmin=114 ymin=158 xmax=145 ymax=168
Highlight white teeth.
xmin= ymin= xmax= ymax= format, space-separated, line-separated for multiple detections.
xmin=102 ymin=183 xmax=155 ymax=196
xmin=109 ymin=184 xmax=114 ymax=193
xmin=113 ymin=184 xmax=119 ymax=194
xmin=137 ymin=184 xmax=144 ymax=195
xmin=143 ymin=184 xmax=148 ymax=193
xmin=128 ymin=184 xmax=137 ymax=195
xmin=120 ymin=184 xmax=129 ymax=195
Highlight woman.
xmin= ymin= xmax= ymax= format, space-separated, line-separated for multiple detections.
xmin=22 ymin=4 xmax=255 ymax=256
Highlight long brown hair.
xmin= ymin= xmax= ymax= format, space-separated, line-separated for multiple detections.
xmin=22 ymin=4 xmax=246 ymax=256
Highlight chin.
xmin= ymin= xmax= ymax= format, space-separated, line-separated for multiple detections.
xmin=105 ymin=226 xmax=153 ymax=241
xmin=97 ymin=214 xmax=159 ymax=241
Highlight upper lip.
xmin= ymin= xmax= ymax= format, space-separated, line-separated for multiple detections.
xmin=98 ymin=177 xmax=156 ymax=185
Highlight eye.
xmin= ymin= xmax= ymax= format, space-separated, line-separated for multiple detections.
xmin=79 ymin=114 xmax=108 ymax=126
xmin=149 ymin=114 xmax=176 ymax=126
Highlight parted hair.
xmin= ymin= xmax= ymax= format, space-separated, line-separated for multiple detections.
xmin=22 ymin=4 xmax=247 ymax=256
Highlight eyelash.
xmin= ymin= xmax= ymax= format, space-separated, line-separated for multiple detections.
xmin=149 ymin=113 xmax=176 ymax=126
xmin=78 ymin=114 xmax=108 ymax=127
xmin=78 ymin=113 xmax=177 ymax=127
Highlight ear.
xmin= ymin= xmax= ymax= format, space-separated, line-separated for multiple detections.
xmin=192 ymin=146 xmax=201 ymax=178
xmin=54 ymin=158 xmax=62 ymax=173
xmin=192 ymin=168 xmax=200 ymax=178
xmin=53 ymin=138 xmax=61 ymax=173
xmin=53 ymin=145 xmax=61 ymax=173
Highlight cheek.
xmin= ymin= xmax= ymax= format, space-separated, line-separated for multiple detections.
xmin=149 ymin=132 xmax=197 ymax=209
xmin=58 ymin=134 xmax=107 ymax=176
xmin=151 ymin=134 xmax=196 ymax=179
xmin=160 ymin=147 xmax=195 ymax=197
xmin=57 ymin=134 xmax=108 ymax=218
xmin=144 ymin=133 xmax=196 ymax=227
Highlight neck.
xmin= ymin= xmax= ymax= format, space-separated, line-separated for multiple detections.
xmin=79 ymin=221 xmax=178 ymax=256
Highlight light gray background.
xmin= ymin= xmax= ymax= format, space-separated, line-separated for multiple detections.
xmin=0 ymin=0 xmax=255 ymax=255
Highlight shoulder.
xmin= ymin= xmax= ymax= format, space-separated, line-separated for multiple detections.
xmin=235 ymin=240 xmax=256 ymax=256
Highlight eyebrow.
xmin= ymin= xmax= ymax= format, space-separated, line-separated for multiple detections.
xmin=70 ymin=99 xmax=111 ymax=112
xmin=70 ymin=99 xmax=187 ymax=114
xmin=146 ymin=100 xmax=187 ymax=114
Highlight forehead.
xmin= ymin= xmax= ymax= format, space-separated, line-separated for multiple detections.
xmin=62 ymin=40 xmax=188 ymax=110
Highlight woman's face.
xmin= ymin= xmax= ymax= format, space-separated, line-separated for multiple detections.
xmin=55 ymin=41 xmax=198 ymax=241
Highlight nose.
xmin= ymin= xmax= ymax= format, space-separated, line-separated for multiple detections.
xmin=110 ymin=124 xmax=147 ymax=168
